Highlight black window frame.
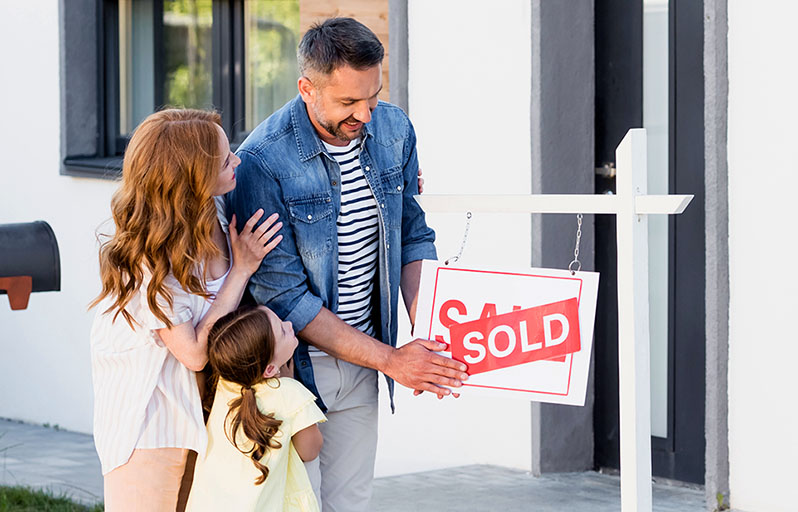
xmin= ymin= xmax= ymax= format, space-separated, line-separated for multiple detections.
xmin=62 ymin=0 xmax=279 ymax=178
xmin=60 ymin=0 xmax=410 ymax=180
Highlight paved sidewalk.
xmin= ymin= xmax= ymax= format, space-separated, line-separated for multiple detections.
xmin=0 ymin=418 xmax=103 ymax=504
xmin=0 ymin=418 xmax=704 ymax=511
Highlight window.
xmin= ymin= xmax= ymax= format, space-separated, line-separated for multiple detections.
xmin=63 ymin=0 xmax=301 ymax=176
xmin=60 ymin=0 xmax=401 ymax=178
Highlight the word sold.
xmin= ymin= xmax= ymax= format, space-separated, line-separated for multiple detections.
xmin=447 ymin=298 xmax=581 ymax=375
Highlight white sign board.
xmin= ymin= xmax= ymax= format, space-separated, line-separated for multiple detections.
xmin=412 ymin=259 xmax=599 ymax=405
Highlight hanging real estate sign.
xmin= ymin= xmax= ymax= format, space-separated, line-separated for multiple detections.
xmin=411 ymin=260 xmax=599 ymax=405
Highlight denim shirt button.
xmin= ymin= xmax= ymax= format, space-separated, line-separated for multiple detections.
xmin=397 ymin=186 xmax=402 ymax=191
xmin=307 ymin=214 xmax=313 ymax=220
xmin=381 ymin=203 xmax=385 ymax=208
xmin=365 ymin=166 xmax=370 ymax=171
xmin=301 ymin=361 xmax=309 ymax=368
xmin=331 ymin=180 xmax=337 ymax=186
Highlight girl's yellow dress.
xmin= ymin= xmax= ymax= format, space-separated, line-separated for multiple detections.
xmin=186 ymin=377 xmax=325 ymax=511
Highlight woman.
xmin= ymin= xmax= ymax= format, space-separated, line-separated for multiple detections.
xmin=89 ymin=109 xmax=281 ymax=511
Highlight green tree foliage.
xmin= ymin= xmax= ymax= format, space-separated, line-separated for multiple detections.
xmin=244 ymin=1 xmax=300 ymax=128
xmin=153 ymin=0 xmax=301 ymax=123
xmin=163 ymin=0 xmax=213 ymax=109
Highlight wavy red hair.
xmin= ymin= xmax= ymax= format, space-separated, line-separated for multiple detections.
xmin=91 ymin=109 xmax=225 ymax=328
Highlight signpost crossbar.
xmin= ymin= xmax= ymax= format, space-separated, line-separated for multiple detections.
xmin=415 ymin=194 xmax=692 ymax=215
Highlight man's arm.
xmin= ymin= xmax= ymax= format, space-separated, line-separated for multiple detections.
xmin=230 ymin=149 xmax=466 ymax=394
xmin=298 ymin=307 xmax=467 ymax=395
xmin=393 ymin=118 xmax=468 ymax=395
xmin=228 ymin=150 xmax=323 ymax=331
xmin=401 ymin=260 xmax=466 ymax=398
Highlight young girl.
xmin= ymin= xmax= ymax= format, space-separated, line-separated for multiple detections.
xmin=89 ymin=109 xmax=283 ymax=511
xmin=186 ymin=306 xmax=325 ymax=512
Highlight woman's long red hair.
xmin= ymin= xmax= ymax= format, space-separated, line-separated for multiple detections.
xmin=90 ymin=109 xmax=224 ymax=328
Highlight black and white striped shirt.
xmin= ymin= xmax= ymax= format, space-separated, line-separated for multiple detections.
xmin=323 ymin=138 xmax=379 ymax=339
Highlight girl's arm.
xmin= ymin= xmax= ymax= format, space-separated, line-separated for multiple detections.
xmin=157 ymin=210 xmax=283 ymax=371
xmin=292 ymin=424 xmax=323 ymax=462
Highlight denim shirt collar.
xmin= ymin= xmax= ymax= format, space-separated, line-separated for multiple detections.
xmin=290 ymin=95 xmax=373 ymax=162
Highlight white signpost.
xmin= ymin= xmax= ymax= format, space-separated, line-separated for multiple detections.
xmin=414 ymin=129 xmax=693 ymax=512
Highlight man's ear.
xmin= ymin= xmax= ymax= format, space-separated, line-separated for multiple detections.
xmin=263 ymin=364 xmax=279 ymax=379
xmin=298 ymin=76 xmax=315 ymax=103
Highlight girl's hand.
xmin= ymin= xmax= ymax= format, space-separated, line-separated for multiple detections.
xmin=418 ymin=168 xmax=425 ymax=194
xmin=228 ymin=210 xmax=282 ymax=277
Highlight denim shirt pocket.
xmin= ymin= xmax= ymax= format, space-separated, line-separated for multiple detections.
xmin=380 ymin=166 xmax=404 ymax=229
xmin=287 ymin=193 xmax=334 ymax=259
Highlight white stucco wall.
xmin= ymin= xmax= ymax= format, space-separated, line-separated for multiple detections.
xmin=0 ymin=0 xmax=117 ymax=433
xmin=727 ymin=2 xmax=798 ymax=510
xmin=375 ymin=0 xmax=533 ymax=476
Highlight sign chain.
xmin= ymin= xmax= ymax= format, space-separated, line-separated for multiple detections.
xmin=445 ymin=211 xmax=472 ymax=265
xmin=568 ymin=213 xmax=583 ymax=274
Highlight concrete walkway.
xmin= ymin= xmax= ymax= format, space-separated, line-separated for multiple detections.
xmin=0 ymin=418 xmax=704 ymax=511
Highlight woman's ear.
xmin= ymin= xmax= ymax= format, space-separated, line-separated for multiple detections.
xmin=263 ymin=364 xmax=279 ymax=379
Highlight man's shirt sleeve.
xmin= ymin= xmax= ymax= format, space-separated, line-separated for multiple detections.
xmin=227 ymin=149 xmax=323 ymax=331
xmin=400 ymin=119 xmax=437 ymax=266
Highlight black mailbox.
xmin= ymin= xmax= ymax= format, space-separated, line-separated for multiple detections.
xmin=0 ymin=221 xmax=61 ymax=310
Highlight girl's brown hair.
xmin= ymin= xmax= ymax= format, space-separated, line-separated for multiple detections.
xmin=207 ymin=306 xmax=282 ymax=485
xmin=90 ymin=109 xmax=224 ymax=328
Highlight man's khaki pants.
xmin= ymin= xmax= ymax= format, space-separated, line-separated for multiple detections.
xmin=305 ymin=354 xmax=379 ymax=512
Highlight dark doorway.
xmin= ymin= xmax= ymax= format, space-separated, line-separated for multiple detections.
xmin=593 ymin=0 xmax=706 ymax=484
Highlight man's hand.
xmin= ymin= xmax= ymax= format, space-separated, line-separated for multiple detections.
xmin=384 ymin=339 xmax=468 ymax=396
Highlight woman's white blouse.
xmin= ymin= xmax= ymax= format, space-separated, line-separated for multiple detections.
xmin=90 ymin=199 xmax=229 ymax=475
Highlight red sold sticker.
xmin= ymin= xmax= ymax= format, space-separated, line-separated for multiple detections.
xmin=447 ymin=298 xmax=581 ymax=375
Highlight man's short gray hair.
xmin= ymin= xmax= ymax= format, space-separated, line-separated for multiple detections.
xmin=297 ymin=17 xmax=384 ymax=77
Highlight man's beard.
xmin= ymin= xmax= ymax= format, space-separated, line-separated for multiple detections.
xmin=313 ymin=104 xmax=362 ymax=142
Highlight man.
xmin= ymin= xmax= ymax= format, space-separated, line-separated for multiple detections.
xmin=227 ymin=17 xmax=468 ymax=512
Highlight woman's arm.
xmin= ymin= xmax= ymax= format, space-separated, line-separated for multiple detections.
xmin=157 ymin=210 xmax=282 ymax=371
xmin=292 ymin=424 xmax=323 ymax=462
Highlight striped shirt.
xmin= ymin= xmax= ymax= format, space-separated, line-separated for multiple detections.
xmin=90 ymin=199 xmax=229 ymax=474
xmin=323 ymin=138 xmax=379 ymax=341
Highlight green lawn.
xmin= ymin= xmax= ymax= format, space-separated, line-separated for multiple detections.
xmin=0 ymin=486 xmax=103 ymax=512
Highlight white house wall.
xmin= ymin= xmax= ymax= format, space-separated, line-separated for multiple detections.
xmin=375 ymin=0 xmax=533 ymax=476
xmin=0 ymin=0 xmax=533 ymax=475
xmin=0 ymin=0 xmax=116 ymax=433
xmin=727 ymin=1 xmax=798 ymax=510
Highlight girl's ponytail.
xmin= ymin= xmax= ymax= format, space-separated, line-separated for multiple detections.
xmin=225 ymin=385 xmax=283 ymax=485
xmin=207 ymin=306 xmax=282 ymax=485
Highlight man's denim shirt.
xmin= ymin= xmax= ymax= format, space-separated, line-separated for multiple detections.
xmin=226 ymin=95 xmax=437 ymax=411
